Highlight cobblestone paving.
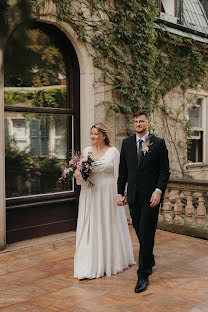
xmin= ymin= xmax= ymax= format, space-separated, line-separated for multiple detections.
xmin=0 ymin=227 xmax=207 ymax=311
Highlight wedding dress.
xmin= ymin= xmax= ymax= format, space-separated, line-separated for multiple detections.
xmin=74 ymin=146 xmax=135 ymax=279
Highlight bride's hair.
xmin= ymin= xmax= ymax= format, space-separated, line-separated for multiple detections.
xmin=91 ymin=123 xmax=112 ymax=146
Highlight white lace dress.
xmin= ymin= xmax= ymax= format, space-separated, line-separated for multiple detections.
xmin=74 ymin=146 xmax=135 ymax=279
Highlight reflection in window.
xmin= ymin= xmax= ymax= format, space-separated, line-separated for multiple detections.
xmin=4 ymin=27 xmax=67 ymax=89
xmin=54 ymin=118 xmax=67 ymax=159
xmin=5 ymin=113 xmax=72 ymax=198
xmin=12 ymin=119 xmax=28 ymax=151
xmin=4 ymin=25 xmax=68 ymax=109
xmin=4 ymin=86 xmax=67 ymax=109
xmin=4 ymin=24 xmax=73 ymax=199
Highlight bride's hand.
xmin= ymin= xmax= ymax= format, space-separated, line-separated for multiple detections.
xmin=74 ymin=170 xmax=83 ymax=181
xmin=117 ymin=195 xmax=125 ymax=206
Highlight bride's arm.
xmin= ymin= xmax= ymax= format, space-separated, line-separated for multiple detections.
xmin=113 ymin=147 xmax=120 ymax=182
xmin=114 ymin=147 xmax=126 ymax=205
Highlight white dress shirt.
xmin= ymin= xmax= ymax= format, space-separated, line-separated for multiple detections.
xmin=136 ymin=132 xmax=149 ymax=149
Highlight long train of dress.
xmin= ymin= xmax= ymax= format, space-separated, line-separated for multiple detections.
xmin=74 ymin=146 xmax=135 ymax=279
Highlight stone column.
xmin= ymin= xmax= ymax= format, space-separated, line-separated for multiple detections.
xmin=0 ymin=45 xmax=6 ymax=249
xmin=197 ymin=192 xmax=206 ymax=225
xmin=163 ymin=190 xmax=172 ymax=222
xmin=185 ymin=191 xmax=194 ymax=224
xmin=174 ymin=190 xmax=183 ymax=223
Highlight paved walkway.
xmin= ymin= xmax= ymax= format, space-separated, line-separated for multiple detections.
xmin=0 ymin=226 xmax=207 ymax=312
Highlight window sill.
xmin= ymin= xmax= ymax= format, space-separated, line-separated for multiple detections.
xmin=186 ymin=163 xmax=208 ymax=168
xmin=6 ymin=190 xmax=76 ymax=207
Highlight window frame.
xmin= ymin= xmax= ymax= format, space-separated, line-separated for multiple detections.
xmin=4 ymin=22 xmax=80 ymax=204
xmin=187 ymin=97 xmax=206 ymax=164
xmin=157 ymin=0 xmax=184 ymax=25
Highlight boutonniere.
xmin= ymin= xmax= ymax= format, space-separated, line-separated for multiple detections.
xmin=142 ymin=135 xmax=153 ymax=155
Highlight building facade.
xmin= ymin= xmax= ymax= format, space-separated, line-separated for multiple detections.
xmin=0 ymin=0 xmax=208 ymax=248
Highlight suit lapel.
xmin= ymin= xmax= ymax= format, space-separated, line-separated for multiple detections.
xmin=129 ymin=134 xmax=138 ymax=166
xmin=137 ymin=134 xmax=154 ymax=171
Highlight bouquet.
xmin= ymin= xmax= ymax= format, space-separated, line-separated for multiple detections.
xmin=60 ymin=152 xmax=96 ymax=186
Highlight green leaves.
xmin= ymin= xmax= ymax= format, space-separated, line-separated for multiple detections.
xmin=34 ymin=0 xmax=208 ymax=117
xmin=4 ymin=87 xmax=67 ymax=108
xmin=155 ymin=29 xmax=208 ymax=97
xmin=5 ymin=27 xmax=66 ymax=87
xmin=0 ymin=0 xmax=32 ymax=46
xmin=34 ymin=0 xmax=158 ymax=115
xmin=32 ymin=88 xmax=67 ymax=108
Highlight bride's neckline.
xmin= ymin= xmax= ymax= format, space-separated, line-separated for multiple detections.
xmin=90 ymin=146 xmax=114 ymax=161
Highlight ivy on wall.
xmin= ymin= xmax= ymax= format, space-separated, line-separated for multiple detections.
xmin=33 ymin=0 xmax=208 ymax=177
xmin=155 ymin=28 xmax=208 ymax=98
xmin=35 ymin=0 xmax=158 ymax=114
xmin=34 ymin=0 xmax=208 ymax=116
xmin=154 ymin=28 xmax=208 ymax=177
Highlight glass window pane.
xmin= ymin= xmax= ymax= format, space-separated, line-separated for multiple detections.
xmin=4 ymin=26 xmax=69 ymax=108
xmin=188 ymin=132 xmax=203 ymax=162
xmin=5 ymin=113 xmax=73 ymax=198
xmin=187 ymin=106 xmax=202 ymax=128
xmin=161 ymin=0 xmax=176 ymax=16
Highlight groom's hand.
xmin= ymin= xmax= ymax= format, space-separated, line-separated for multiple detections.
xmin=150 ymin=190 xmax=161 ymax=207
xmin=117 ymin=195 xmax=125 ymax=206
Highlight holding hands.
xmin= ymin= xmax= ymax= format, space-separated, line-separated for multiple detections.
xmin=117 ymin=195 xmax=126 ymax=206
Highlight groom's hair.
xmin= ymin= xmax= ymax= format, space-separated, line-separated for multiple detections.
xmin=134 ymin=109 xmax=150 ymax=119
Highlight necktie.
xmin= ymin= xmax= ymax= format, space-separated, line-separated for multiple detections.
xmin=137 ymin=139 xmax=143 ymax=166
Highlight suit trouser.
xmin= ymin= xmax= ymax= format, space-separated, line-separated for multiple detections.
xmin=129 ymin=190 xmax=159 ymax=279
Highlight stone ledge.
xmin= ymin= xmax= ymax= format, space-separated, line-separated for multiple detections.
xmin=158 ymin=220 xmax=208 ymax=240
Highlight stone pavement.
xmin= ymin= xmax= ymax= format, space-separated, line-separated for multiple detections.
xmin=0 ymin=226 xmax=207 ymax=312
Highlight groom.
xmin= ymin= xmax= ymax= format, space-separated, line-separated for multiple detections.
xmin=117 ymin=109 xmax=170 ymax=293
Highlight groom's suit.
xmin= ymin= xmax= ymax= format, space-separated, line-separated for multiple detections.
xmin=118 ymin=133 xmax=170 ymax=279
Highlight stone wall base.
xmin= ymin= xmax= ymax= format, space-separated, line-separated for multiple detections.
xmin=157 ymin=221 xmax=208 ymax=240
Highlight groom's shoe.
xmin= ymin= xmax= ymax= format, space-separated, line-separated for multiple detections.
xmin=134 ymin=278 xmax=149 ymax=293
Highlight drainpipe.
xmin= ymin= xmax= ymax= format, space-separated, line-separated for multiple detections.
xmin=0 ymin=44 xmax=6 ymax=250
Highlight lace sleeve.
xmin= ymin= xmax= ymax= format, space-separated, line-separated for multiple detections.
xmin=113 ymin=147 xmax=120 ymax=182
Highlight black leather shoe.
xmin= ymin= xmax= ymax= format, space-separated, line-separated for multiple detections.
xmin=151 ymin=259 xmax=155 ymax=267
xmin=134 ymin=278 xmax=149 ymax=293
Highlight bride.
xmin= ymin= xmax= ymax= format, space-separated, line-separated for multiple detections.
xmin=74 ymin=123 xmax=135 ymax=279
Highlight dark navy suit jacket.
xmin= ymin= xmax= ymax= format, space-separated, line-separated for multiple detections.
xmin=118 ymin=134 xmax=170 ymax=205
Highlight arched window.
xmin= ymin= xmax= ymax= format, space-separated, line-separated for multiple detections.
xmin=4 ymin=22 xmax=80 ymax=242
